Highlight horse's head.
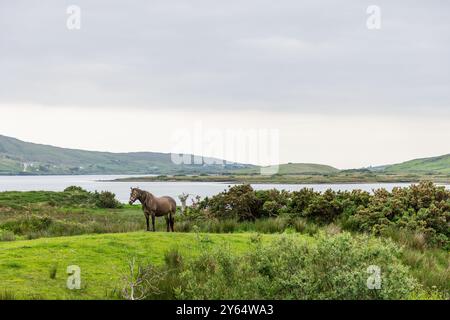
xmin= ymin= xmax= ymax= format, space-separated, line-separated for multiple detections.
xmin=129 ymin=187 xmax=140 ymax=205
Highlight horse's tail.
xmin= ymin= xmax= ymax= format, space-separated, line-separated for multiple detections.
xmin=170 ymin=197 xmax=177 ymax=215
xmin=169 ymin=199 xmax=176 ymax=232
xmin=169 ymin=197 xmax=176 ymax=219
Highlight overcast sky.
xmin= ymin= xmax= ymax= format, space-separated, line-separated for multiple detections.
xmin=0 ymin=0 xmax=449 ymax=168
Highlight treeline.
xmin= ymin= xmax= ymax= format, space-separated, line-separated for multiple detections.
xmin=186 ymin=181 xmax=449 ymax=248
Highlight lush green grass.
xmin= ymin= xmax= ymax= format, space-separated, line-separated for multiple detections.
xmin=0 ymin=232 xmax=281 ymax=299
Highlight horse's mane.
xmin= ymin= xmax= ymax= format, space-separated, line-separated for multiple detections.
xmin=136 ymin=188 xmax=155 ymax=199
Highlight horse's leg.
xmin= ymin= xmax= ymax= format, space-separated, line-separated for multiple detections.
xmin=151 ymin=213 xmax=156 ymax=232
xmin=165 ymin=216 xmax=170 ymax=232
xmin=145 ymin=212 xmax=150 ymax=232
xmin=170 ymin=213 xmax=175 ymax=232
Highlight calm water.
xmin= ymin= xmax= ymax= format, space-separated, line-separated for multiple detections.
xmin=0 ymin=175 xmax=448 ymax=204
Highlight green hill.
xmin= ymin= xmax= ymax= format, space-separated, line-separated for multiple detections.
xmin=0 ymin=135 xmax=253 ymax=175
xmin=237 ymin=163 xmax=340 ymax=175
xmin=384 ymin=154 xmax=450 ymax=174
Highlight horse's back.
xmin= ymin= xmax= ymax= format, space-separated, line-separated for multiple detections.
xmin=155 ymin=195 xmax=177 ymax=214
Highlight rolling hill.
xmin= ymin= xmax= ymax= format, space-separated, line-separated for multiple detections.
xmin=383 ymin=154 xmax=450 ymax=174
xmin=236 ymin=162 xmax=340 ymax=175
xmin=1 ymin=134 xmax=448 ymax=177
xmin=0 ymin=135 xmax=253 ymax=175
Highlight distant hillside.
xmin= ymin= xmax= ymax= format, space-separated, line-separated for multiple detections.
xmin=0 ymin=135 xmax=253 ymax=175
xmin=383 ymin=154 xmax=450 ymax=174
xmin=237 ymin=163 xmax=340 ymax=175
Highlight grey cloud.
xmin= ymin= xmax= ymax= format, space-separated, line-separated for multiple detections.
xmin=0 ymin=0 xmax=449 ymax=115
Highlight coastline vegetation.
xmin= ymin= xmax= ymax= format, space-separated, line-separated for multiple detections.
xmin=110 ymin=171 xmax=450 ymax=184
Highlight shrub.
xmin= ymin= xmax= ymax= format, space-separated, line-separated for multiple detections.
xmin=63 ymin=186 xmax=87 ymax=193
xmin=94 ymin=191 xmax=123 ymax=209
xmin=347 ymin=181 xmax=449 ymax=248
xmin=128 ymin=233 xmax=420 ymax=300
xmin=202 ymin=184 xmax=262 ymax=220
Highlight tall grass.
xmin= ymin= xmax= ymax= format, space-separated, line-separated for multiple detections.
xmin=401 ymin=248 xmax=450 ymax=295
xmin=0 ymin=291 xmax=16 ymax=300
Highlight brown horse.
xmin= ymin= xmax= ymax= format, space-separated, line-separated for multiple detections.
xmin=129 ymin=188 xmax=176 ymax=232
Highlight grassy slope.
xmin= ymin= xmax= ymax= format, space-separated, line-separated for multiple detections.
xmin=276 ymin=163 xmax=339 ymax=174
xmin=0 ymin=135 xmax=252 ymax=175
xmin=236 ymin=163 xmax=339 ymax=175
xmin=0 ymin=232 xmax=283 ymax=299
xmin=385 ymin=154 xmax=450 ymax=174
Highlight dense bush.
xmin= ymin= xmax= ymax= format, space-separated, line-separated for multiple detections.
xmin=94 ymin=191 xmax=123 ymax=209
xmin=201 ymin=184 xmax=263 ymax=220
xmin=62 ymin=186 xmax=122 ymax=209
xmin=193 ymin=182 xmax=449 ymax=248
xmin=63 ymin=186 xmax=87 ymax=193
xmin=346 ymin=182 xmax=449 ymax=248
xmin=122 ymin=234 xmax=421 ymax=300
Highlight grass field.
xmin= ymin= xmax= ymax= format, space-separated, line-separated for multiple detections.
xmin=0 ymin=231 xmax=278 ymax=299
xmin=0 ymin=188 xmax=448 ymax=300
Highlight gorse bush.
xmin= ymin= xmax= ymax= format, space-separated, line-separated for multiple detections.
xmin=192 ymin=182 xmax=449 ymax=248
xmin=346 ymin=181 xmax=449 ymax=248
xmin=123 ymin=233 xmax=421 ymax=300
xmin=201 ymin=184 xmax=262 ymax=220
xmin=63 ymin=186 xmax=122 ymax=209
xmin=63 ymin=186 xmax=86 ymax=193
xmin=94 ymin=191 xmax=123 ymax=209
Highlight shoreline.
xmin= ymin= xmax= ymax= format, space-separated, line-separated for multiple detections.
xmin=103 ymin=174 xmax=450 ymax=185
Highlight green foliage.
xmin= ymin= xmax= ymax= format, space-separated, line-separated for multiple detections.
xmin=130 ymin=233 xmax=420 ymax=300
xmin=201 ymin=184 xmax=263 ymax=220
xmin=196 ymin=181 xmax=449 ymax=248
xmin=93 ymin=191 xmax=123 ymax=209
xmin=346 ymin=181 xmax=449 ymax=248
xmin=63 ymin=186 xmax=86 ymax=193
